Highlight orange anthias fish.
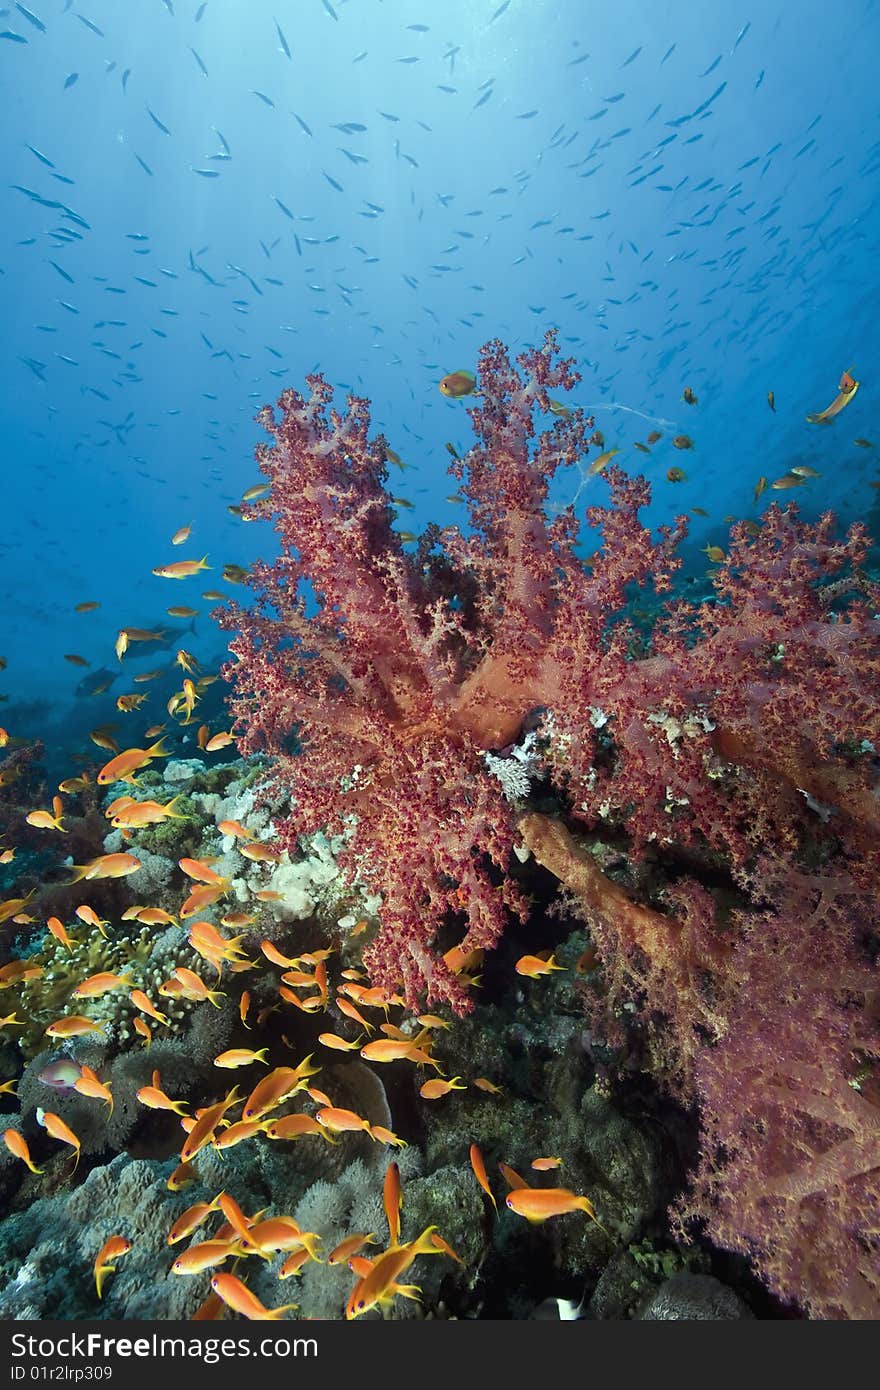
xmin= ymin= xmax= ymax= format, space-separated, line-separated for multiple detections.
xmin=210 ymin=1273 xmax=297 ymax=1321
xmin=420 ymin=1077 xmax=466 ymax=1100
xmin=806 ymin=368 xmax=860 ymax=423
xmin=45 ymin=1016 xmax=106 ymax=1040
xmin=345 ymin=1226 xmax=444 ymax=1319
xmin=94 ymin=1236 xmax=131 ymax=1299
xmin=97 ymin=739 xmax=170 ymax=786
xmin=129 ymin=990 xmax=169 ymax=1026
xmin=69 ymin=853 xmax=142 ymax=883
xmin=37 ymin=1110 xmax=82 ymax=1171
xmin=74 ymin=1064 xmax=114 ymax=1116
xmin=74 ymin=972 xmax=134 ymax=998
xmin=505 ymin=1185 xmax=598 ymax=1224
xmin=3 ymin=1128 xmax=44 ymax=1174
xmin=136 ymin=1070 xmax=189 ymax=1115
xmin=469 ymin=1142 xmax=496 ymax=1210
xmin=514 ymin=952 xmax=565 ymax=978
xmin=167 ymin=1197 xmax=223 ymax=1245
xmin=439 ymin=369 xmax=476 ymax=398
xmin=180 ymin=1087 xmax=241 ymax=1162
xmin=152 ymin=555 xmax=210 ymax=579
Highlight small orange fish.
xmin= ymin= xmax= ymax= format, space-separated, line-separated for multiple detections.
xmin=318 ymin=1032 xmax=362 ymax=1052
xmin=37 ymin=1110 xmax=81 ymax=1171
xmin=74 ymin=601 xmax=100 ymax=613
xmin=205 ymin=731 xmax=235 ymax=752
xmin=46 ymin=916 xmax=73 ymax=950
xmin=167 ymin=1197 xmax=223 ymax=1244
xmin=172 ymin=1241 xmax=238 ymax=1276
xmin=329 ymin=1232 xmax=378 ymax=1265
xmin=264 ymin=1113 xmax=333 ymax=1142
xmin=531 ymin=1156 xmax=564 ymax=1171
xmin=26 ymin=808 xmax=66 ymax=832
xmin=218 ymin=819 xmax=255 ymax=840
xmin=213 ymin=1048 xmax=269 ymax=1069
xmin=682 ymin=387 xmax=698 ymax=405
xmin=666 ymin=467 xmax=687 ymax=483
xmin=45 ymin=1015 xmax=106 ymax=1040
xmin=469 ymin=1142 xmax=496 ymax=1209
xmin=133 ymin=1017 xmax=153 ymax=1047
xmin=514 ymin=952 xmax=565 ymax=978
xmin=260 ymin=941 xmax=301 ymax=968
xmin=129 ymin=990 xmax=169 ymax=1026
xmin=97 ymin=739 xmax=170 ymax=786
xmin=672 ymin=435 xmax=694 ymax=450
xmin=754 ymin=475 xmax=767 ymax=502
xmin=73 ymin=972 xmax=133 ymax=999
xmin=770 ymin=472 xmax=808 ymax=490
xmin=315 ymin=1106 xmax=374 ymax=1137
xmin=180 ymin=1088 xmax=242 ymax=1162
xmin=210 ymin=1272 xmax=298 ymax=1321
xmin=3 ymin=1128 xmax=43 ymax=1174
xmin=152 ymin=555 xmax=210 ymax=579
xmin=94 ymin=1236 xmax=131 ymax=1299
xmin=506 ymin=1186 xmax=598 ymax=1223
xmin=167 ymin=1161 xmax=197 ymax=1191
xmin=136 ymin=1076 xmax=189 ymax=1116
xmin=64 ymin=653 xmax=90 ymax=667
xmin=472 ymin=1077 xmax=504 ymax=1095
xmin=239 ymin=842 xmax=280 ymax=863
xmin=420 ymin=1077 xmax=466 ymax=1100
xmin=702 ymin=545 xmax=725 ymax=563
xmin=171 ymin=522 xmax=193 ymax=546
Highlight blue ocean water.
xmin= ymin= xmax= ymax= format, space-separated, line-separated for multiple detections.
xmin=1 ymin=0 xmax=878 ymax=748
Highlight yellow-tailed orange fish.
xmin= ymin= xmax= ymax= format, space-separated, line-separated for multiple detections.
xmin=68 ymin=851 xmax=141 ymax=882
xmin=167 ymin=1197 xmax=223 ymax=1244
xmin=94 ymin=1236 xmax=130 ymax=1298
xmin=264 ymin=1114 xmax=333 ymax=1142
xmin=3 ymin=1128 xmax=43 ymax=1173
xmin=46 ymin=916 xmax=73 ymax=951
xmin=345 ymin=1226 xmax=442 ymax=1319
xmin=45 ymin=1016 xmax=106 ymax=1040
xmin=26 ymin=807 xmax=66 ymax=832
xmin=329 ymin=1233 xmax=378 ymax=1266
xmin=167 ymin=1163 xmax=197 ymax=1192
xmin=702 ymin=545 xmax=725 ymax=563
xmin=469 ymin=1143 xmax=496 ymax=1209
xmin=180 ymin=1087 xmax=241 ymax=1162
xmin=472 ymin=1077 xmax=504 ymax=1095
xmin=152 ymin=556 xmax=210 ymax=579
xmin=213 ymin=1048 xmax=269 ymax=1069
xmin=129 ymin=990 xmax=169 ymax=1026
xmin=73 ymin=1065 xmax=113 ymax=1115
xmin=210 ymin=1272 xmax=297 ymax=1321
xmin=239 ymin=842 xmax=280 ymax=863
xmin=97 ymin=740 xmax=169 ymax=785
xmin=420 ymin=1077 xmax=466 ymax=1100
xmin=514 ymin=952 xmax=565 ymax=978
xmin=506 ymin=1185 xmax=598 ymax=1223
xmin=37 ymin=1110 xmax=81 ymax=1170
xmin=205 ymin=731 xmax=235 ymax=752
xmin=74 ymin=972 xmax=134 ymax=998
xmin=531 ymin=1156 xmax=564 ymax=1171
xmin=171 ymin=523 xmax=193 ymax=546
xmin=136 ymin=1074 xmax=189 ymax=1116
xmin=218 ymin=819 xmax=255 ymax=841
xmin=133 ymin=1017 xmax=152 ymax=1047
xmin=172 ymin=1241 xmax=238 ymax=1276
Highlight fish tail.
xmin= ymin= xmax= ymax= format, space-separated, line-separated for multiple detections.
xmin=265 ymin=1301 xmax=299 ymax=1319
xmin=147 ymin=738 xmax=171 ymax=759
xmin=66 ymin=864 xmax=89 ymax=884
xmin=95 ymin=1264 xmax=115 ymax=1299
xmin=410 ymin=1225 xmax=441 ymax=1258
xmin=198 ymin=554 xmax=211 ymax=570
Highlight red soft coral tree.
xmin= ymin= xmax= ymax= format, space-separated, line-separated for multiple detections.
xmin=220 ymin=331 xmax=880 ymax=1314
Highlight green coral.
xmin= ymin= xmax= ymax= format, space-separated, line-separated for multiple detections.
xmin=9 ymin=918 xmax=200 ymax=1058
